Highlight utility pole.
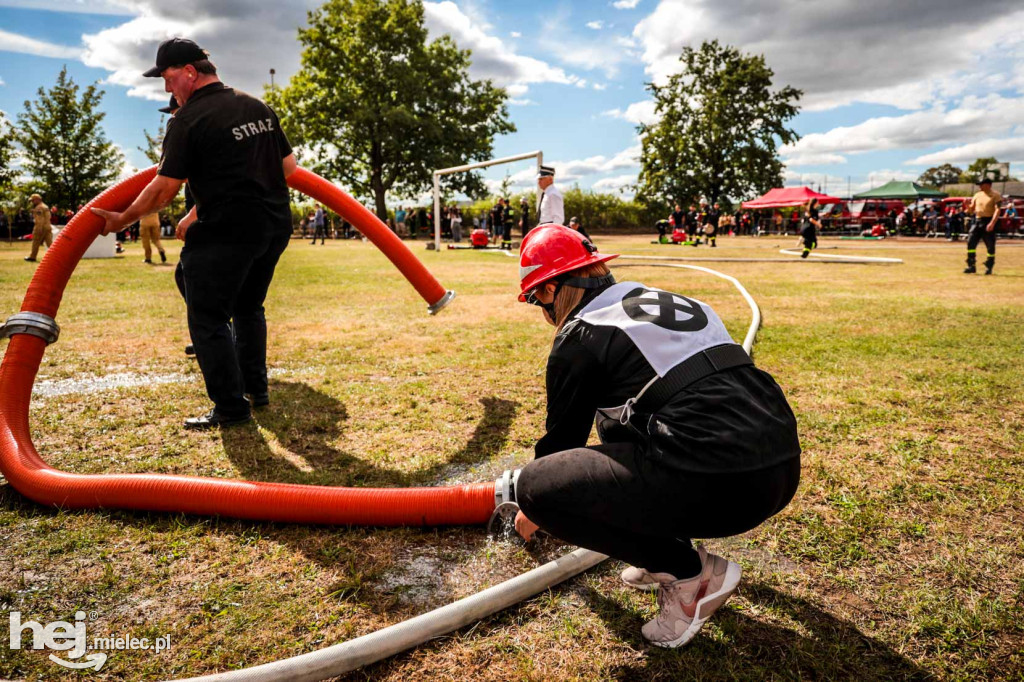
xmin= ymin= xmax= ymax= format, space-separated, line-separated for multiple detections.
xmin=269 ymin=68 xmax=276 ymax=89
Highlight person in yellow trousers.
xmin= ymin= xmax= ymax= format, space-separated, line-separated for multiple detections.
xmin=139 ymin=210 xmax=167 ymax=263
xmin=24 ymin=193 xmax=52 ymax=262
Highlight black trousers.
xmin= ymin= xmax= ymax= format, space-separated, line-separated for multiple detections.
xmin=966 ymin=219 xmax=996 ymax=269
xmin=180 ymin=230 xmax=290 ymax=417
xmin=517 ymin=443 xmax=800 ymax=579
xmin=312 ymin=224 xmax=327 ymax=243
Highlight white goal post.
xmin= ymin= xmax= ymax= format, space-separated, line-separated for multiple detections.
xmin=432 ymin=150 xmax=543 ymax=252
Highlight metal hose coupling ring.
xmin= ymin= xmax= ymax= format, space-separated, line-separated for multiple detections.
xmin=0 ymin=312 xmax=60 ymax=345
xmin=494 ymin=468 xmax=522 ymax=507
xmin=427 ymin=289 xmax=456 ymax=315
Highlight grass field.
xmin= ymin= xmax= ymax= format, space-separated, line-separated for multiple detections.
xmin=0 ymin=233 xmax=1022 ymax=681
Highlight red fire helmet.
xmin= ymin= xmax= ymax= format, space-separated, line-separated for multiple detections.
xmin=518 ymin=223 xmax=618 ymax=301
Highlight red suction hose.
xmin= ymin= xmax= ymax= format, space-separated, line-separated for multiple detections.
xmin=0 ymin=167 xmax=494 ymax=526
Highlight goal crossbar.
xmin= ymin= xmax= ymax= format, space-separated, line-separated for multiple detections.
xmin=432 ymin=150 xmax=543 ymax=252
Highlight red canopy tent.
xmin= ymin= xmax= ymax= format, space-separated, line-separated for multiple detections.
xmin=741 ymin=186 xmax=842 ymax=209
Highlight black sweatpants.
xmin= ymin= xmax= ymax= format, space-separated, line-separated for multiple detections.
xmin=517 ymin=443 xmax=799 ymax=579
xmin=966 ymin=219 xmax=996 ymax=270
xmin=180 ymin=229 xmax=290 ymax=417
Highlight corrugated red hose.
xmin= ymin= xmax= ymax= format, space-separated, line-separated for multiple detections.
xmin=0 ymin=166 xmax=495 ymax=526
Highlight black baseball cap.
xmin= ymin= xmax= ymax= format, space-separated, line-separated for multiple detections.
xmin=143 ymin=38 xmax=208 ymax=78
xmin=979 ymin=177 xmax=993 ymax=185
xmin=158 ymin=96 xmax=179 ymax=114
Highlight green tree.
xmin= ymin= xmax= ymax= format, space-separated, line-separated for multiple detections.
xmin=268 ymin=0 xmax=515 ymax=220
xmin=637 ymin=40 xmax=801 ymax=208
xmin=13 ymin=66 xmax=123 ymax=210
xmin=139 ymin=117 xmax=168 ymax=166
xmin=917 ymin=164 xmax=962 ymax=188
xmin=959 ymin=157 xmax=1017 ymax=183
xmin=0 ymin=110 xmax=17 ymax=206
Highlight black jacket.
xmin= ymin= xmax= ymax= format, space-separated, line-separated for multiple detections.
xmin=537 ymin=286 xmax=801 ymax=474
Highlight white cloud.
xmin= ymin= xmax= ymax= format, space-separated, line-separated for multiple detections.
xmin=592 ymin=82 xmax=607 ymax=91
xmin=510 ymin=31 xmax=521 ymax=38
xmin=907 ymin=138 xmax=1024 ymax=166
xmin=74 ymin=1 xmax=579 ymax=104
xmin=612 ymin=0 xmax=642 ymax=8
xmin=586 ymin=21 xmax=604 ymax=30
xmin=782 ymin=95 xmax=1024 ymax=158
xmin=508 ymin=98 xmax=536 ymax=106
xmin=504 ymin=142 xmax=641 ymax=186
xmin=425 ymin=1 xmax=579 ymax=91
xmin=783 ymin=153 xmax=847 ymax=167
xmin=632 ymin=0 xmax=1024 ymax=111
xmin=0 ymin=28 xmax=83 ymax=60
xmin=602 ymin=100 xmax=658 ymax=125
xmin=592 ymin=173 xmax=637 ymax=193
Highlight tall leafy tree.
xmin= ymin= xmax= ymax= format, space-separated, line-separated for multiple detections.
xmin=637 ymin=40 xmax=801 ymax=208
xmin=959 ymin=157 xmax=1017 ymax=183
xmin=0 ymin=110 xmax=17 ymax=207
xmin=917 ymin=164 xmax=962 ymax=188
xmin=14 ymin=66 xmax=123 ymax=210
xmin=268 ymin=0 xmax=515 ymax=219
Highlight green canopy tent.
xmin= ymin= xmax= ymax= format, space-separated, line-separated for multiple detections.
xmin=853 ymin=180 xmax=947 ymax=200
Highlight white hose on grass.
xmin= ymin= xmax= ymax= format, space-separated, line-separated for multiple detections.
xmin=172 ymin=264 xmax=762 ymax=682
xmin=778 ymin=248 xmax=903 ymax=264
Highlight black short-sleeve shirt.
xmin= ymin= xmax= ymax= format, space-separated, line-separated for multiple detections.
xmin=159 ymin=82 xmax=292 ymax=240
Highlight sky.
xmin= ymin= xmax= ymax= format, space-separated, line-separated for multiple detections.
xmin=1 ymin=0 xmax=1023 ymax=202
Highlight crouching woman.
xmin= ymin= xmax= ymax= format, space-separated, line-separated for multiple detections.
xmin=513 ymin=224 xmax=801 ymax=648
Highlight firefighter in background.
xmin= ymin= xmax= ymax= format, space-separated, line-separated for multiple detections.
xmin=502 ymin=198 xmax=515 ymax=250
xmin=799 ymin=198 xmax=821 ymax=259
xmin=24 ymin=193 xmax=52 ymax=262
xmin=519 ymin=196 xmax=531 ymax=238
xmin=655 ymin=218 xmax=671 ymax=243
xmin=965 ymin=177 xmax=1001 ymax=275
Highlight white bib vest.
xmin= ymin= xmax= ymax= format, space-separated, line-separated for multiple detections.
xmin=575 ymin=281 xmax=735 ymax=377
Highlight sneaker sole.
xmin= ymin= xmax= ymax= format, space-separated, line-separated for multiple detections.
xmin=650 ymin=560 xmax=742 ymax=649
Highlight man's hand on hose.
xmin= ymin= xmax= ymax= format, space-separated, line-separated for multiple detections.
xmin=515 ymin=510 xmax=539 ymax=542
xmin=90 ymin=208 xmax=126 ymax=236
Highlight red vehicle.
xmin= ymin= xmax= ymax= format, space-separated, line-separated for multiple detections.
xmin=941 ymin=197 xmax=1023 ymax=234
xmin=820 ymin=199 xmax=905 ymax=230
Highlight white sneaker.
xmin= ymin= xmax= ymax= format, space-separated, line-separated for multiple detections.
xmin=620 ymin=565 xmax=661 ymax=591
xmin=641 ymin=546 xmax=741 ymax=648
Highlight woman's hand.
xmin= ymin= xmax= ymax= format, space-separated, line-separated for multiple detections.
xmin=514 ymin=510 xmax=539 ymax=542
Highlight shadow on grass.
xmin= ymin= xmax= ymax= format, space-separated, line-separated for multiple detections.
xmin=580 ymin=580 xmax=932 ymax=680
xmin=219 ymin=380 xmax=518 ymax=488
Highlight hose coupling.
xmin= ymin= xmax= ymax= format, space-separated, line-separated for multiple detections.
xmin=494 ymin=468 xmax=521 ymax=507
xmin=0 ymin=312 xmax=60 ymax=345
xmin=427 ymin=289 xmax=456 ymax=315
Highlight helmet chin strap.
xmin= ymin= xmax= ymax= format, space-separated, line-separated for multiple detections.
xmin=543 ymin=273 xmax=616 ymax=316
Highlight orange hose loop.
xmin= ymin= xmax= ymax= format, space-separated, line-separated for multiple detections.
xmin=0 ymin=167 xmax=491 ymax=526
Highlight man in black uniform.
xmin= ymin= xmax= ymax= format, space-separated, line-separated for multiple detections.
xmin=519 ymin=197 xmax=531 ymax=238
xmin=684 ymin=204 xmax=700 ymax=246
xmin=93 ymin=38 xmax=298 ymax=429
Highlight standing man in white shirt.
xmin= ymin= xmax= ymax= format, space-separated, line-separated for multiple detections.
xmin=537 ymin=165 xmax=564 ymax=226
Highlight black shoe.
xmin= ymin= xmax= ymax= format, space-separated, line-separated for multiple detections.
xmin=963 ymin=266 xmax=976 ymax=274
xmin=984 ymin=269 xmax=993 ymax=275
xmin=160 ymin=251 xmax=167 ymax=263
xmin=184 ymin=409 xmax=252 ymax=430
xmin=184 ymin=344 xmax=196 ymax=356
xmin=248 ymin=393 xmax=270 ymax=408
xmin=24 ymin=257 xmax=36 ymax=262
xmin=144 ymin=259 xmax=152 ymax=264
